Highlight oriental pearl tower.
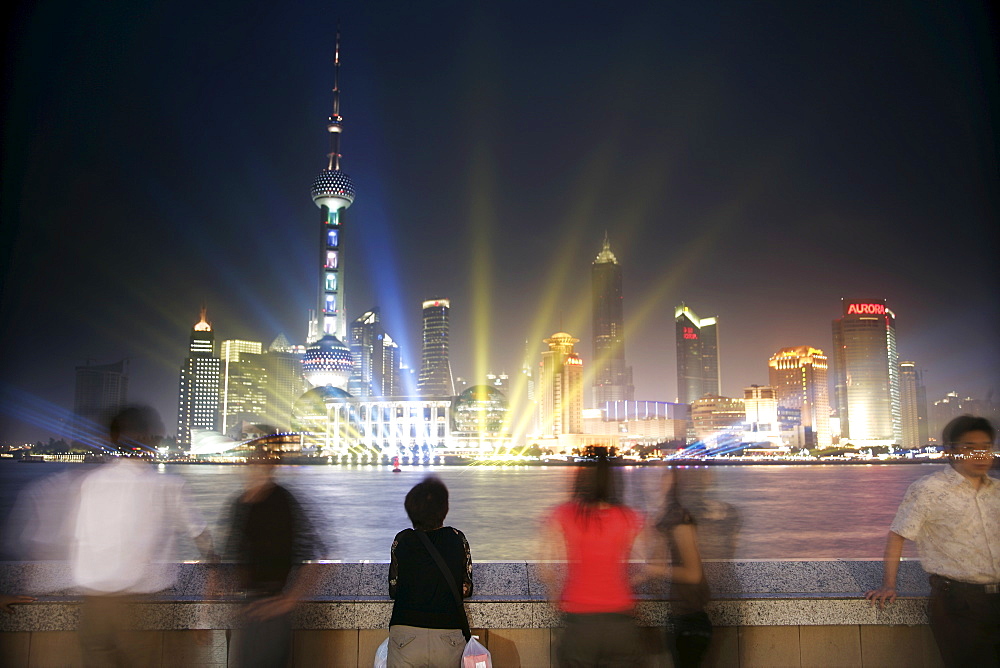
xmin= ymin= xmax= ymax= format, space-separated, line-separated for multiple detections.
xmin=302 ymin=33 xmax=356 ymax=390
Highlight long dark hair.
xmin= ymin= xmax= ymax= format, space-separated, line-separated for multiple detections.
xmin=656 ymin=466 xmax=695 ymax=532
xmin=572 ymin=454 xmax=623 ymax=522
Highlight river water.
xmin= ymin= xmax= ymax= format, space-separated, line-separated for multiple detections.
xmin=0 ymin=462 xmax=937 ymax=561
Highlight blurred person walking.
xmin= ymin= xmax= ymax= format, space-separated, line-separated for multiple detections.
xmin=219 ymin=443 xmax=324 ymax=667
xmin=387 ymin=476 xmax=474 ymax=667
xmin=539 ymin=452 xmax=645 ymax=667
xmin=647 ymin=467 xmax=711 ymax=667
xmin=865 ymin=415 xmax=1000 ymax=667
xmin=72 ymin=405 xmax=215 ymax=666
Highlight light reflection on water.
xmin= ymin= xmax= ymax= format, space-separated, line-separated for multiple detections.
xmin=1 ymin=462 xmax=932 ymax=561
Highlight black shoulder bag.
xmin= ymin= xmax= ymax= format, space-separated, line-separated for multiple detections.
xmin=414 ymin=530 xmax=472 ymax=642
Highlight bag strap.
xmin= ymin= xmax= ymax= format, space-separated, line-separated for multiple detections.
xmin=414 ymin=530 xmax=471 ymax=641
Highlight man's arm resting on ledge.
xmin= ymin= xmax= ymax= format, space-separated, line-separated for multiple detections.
xmin=864 ymin=530 xmax=905 ymax=608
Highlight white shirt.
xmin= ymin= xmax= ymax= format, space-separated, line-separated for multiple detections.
xmin=71 ymin=458 xmax=207 ymax=594
xmin=890 ymin=465 xmax=1000 ymax=584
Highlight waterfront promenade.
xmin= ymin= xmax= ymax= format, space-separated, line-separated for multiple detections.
xmin=1 ymin=559 xmax=943 ymax=667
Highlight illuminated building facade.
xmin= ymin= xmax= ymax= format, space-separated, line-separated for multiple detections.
xmin=591 ymin=235 xmax=633 ymax=406
xmin=349 ymin=309 xmax=400 ymax=398
xmin=768 ymin=346 xmax=831 ymax=447
xmin=74 ymin=359 xmax=129 ymax=429
xmin=831 ymin=298 xmax=901 ymax=445
xmin=898 ymin=361 xmax=928 ymax=448
xmin=451 ymin=385 xmax=512 ymax=451
xmin=177 ymin=309 xmax=221 ymax=446
xmin=585 ymin=400 xmax=689 ymax=445
xmin=418 ymin=299 xmax=455 ymax=397
xmin=675 ymin=303 xmax=720 ymax=404
xmin=538 ymin=332 xmax=584 ymax=436
xmin=690 ymin=395 xmax=744 ymax=448
xmin=220 ymin=339 xmax=267 ymax=436
xmin=261 ymin=334 xmax=306 ymax=430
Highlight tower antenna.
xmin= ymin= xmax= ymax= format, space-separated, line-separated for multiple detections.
xmin=327 ymin=26 xmax=343 ymax=171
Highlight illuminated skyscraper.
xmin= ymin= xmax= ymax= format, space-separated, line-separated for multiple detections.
xmin=831 ymin=298 xmax=902 ymax=445
xmin=538 ymin=332 xmax=584 ymax=436
xmin=303 ymin=32 xmax=355 ymax=391
xmin=177 ymin=308 xmax=221 ymax=446
xmin=675 ymin=303 xmax=720 ymax=404
xmin=74 ymin=359 xmax=129 ymax=428
xmin=349 ymin=308 xmax=400 ymax=398
xmin=591 ymin=234 xmax=633 ymax=407
xmin=898 ymin=361 xmax=928 ymax=448
xmin=261 ymin=334 xmax=306 ymax=430
xmin=220 ymin=339 xmax=266 ymax=436
xmin=768 ymin=346 xmax=831 ymax=447
xmin=418 ymin=299 xmax=454 ymax=397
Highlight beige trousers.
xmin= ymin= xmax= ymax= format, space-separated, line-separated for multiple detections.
xmin=388 ymin=624 xmax=465 ymax=668
xmin=78 ymin=595 xmax=159 ymax=667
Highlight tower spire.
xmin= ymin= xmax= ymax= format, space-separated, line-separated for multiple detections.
xmin=327 ymin=27 xmax=343 ymax=171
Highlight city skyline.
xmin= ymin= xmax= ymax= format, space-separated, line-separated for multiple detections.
xmin=2 ymin=1 xmax=997 ymax=443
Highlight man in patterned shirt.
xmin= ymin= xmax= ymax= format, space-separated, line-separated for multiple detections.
xmin=866 ymin=415 xmax=999 ymax=667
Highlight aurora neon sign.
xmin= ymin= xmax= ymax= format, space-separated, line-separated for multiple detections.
xmin=846 ymin=303 xmax=885 ymax=315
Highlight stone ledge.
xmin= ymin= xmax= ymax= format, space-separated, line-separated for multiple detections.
xmin=0 ymin=560 xmax=931 ymax=632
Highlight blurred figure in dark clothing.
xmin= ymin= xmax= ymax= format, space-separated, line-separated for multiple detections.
xmin=221 ymin=447 xmax=324 ymax=668
xmin=650 ymin=467 xmax=711 ymax=667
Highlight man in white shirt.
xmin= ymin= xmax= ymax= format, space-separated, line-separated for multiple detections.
xmin=866 ymin=415 xmax=1000 ymax=667
xmin=72 ymin=406 xmax=214 ymax=666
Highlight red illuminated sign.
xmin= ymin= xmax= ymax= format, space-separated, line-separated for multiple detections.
xmin=847 ymin=303 xmax=885 ymax=315
xmin=683 ymin=326 xmax=698 ymax=340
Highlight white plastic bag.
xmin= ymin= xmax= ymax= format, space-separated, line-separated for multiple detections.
xmin=461 ymin=635 xmax=492 ymax=668
xmin=373 ymin=637 xmax=388 ymax=668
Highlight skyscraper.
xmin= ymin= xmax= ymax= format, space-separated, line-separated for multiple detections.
xmin=219 ymin=339 xmax=266 ymax=436
xmin=538 ymin=332 xmax=584 ymax=436
xmin=302 ymin=33 xmax=355 ymax=392
xmin=591 ymin=234 xmax=633 ymax=407
xmin=675 ymin=303 xmax=720 ymax=404
xmin=768 ymin=346 xmax=831 ymax=447
xmin=74 ymin=359 xmax=129 ymax=428
xmin=349 ymin=308 xmax=400 ymax=398
xmin=898 ymin=361 xmax=928 ymax=448
xmin=177 ymin=308 xmax=221 ymax=446
xmin=261 ymin=334 xmax=306 ymax=430
xmin=831 ymin=298 xmax=902 ymax=445
xmin=418 ymin=299 xmax=454 ymax=397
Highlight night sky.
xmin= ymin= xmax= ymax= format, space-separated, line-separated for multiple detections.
xmin=2 ymin=1 xmax=997 ymax=443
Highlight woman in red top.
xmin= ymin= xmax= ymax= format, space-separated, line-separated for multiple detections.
xmin=540 ymin=455 xmax=644 ymax=667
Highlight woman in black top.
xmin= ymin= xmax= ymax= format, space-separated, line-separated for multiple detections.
xmin=387 ymin=476 xmax=473 ymax=667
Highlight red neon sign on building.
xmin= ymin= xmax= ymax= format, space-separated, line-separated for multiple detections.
xmin=683 ymin=326 xmax=698 ymax=340
xmin=846 ymin=303 xmax=885 ymax=315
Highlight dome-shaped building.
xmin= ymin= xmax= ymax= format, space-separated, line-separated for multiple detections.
xmin=453 ymin=385 xmax=508 ymax=434
xmin=293 ymin=385 xmax=361 ymax=453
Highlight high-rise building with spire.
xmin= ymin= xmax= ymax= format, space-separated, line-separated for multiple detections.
xmin=302 ymin=32 xmax=355 ymax=391
xmin=177 ymin=308 xmax=221 ymax=446
xmin=675 ymin=303 xmax=720 ymax=404
xmin=418 ymin=299 xmax=455 ymax=397
xmin=591 ymin=234 xmax=633 ymax=407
